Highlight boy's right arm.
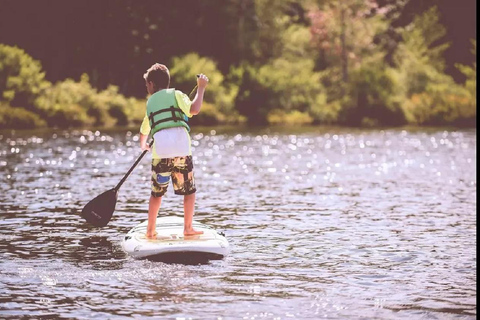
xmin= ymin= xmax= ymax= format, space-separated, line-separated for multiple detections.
xmin=190 ymin=74 xmax=209 ymax=115
xmin=140 ymin=133 xmax=150 ymax=151
xmin=139 ymin=114 xmax=151 ymax=151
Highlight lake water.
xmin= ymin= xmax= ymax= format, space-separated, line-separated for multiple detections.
xmin=0 ymin=126 xmax=476 ymax=319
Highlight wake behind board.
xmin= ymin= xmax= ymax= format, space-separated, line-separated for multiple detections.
xmin=122 ymin=216 xmax=229 ymax=263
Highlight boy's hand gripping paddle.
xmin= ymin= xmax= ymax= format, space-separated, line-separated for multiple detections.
xmin=188 ymin=74 xmax=201 ymax=98
xmin=81 ymin=140 xmax=154 ymax=227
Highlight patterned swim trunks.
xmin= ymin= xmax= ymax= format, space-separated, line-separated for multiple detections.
xmin=151 ymin=155 xmax=196 ymax=197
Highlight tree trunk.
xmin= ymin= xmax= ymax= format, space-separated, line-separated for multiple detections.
xmin=340 ymin=1 xmax=348 ymax=84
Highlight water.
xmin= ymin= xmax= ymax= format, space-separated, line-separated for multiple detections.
xmin=0 ymin=126 xmax=476 ymax=319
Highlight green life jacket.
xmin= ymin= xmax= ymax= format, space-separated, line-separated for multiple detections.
xmin=147 ymin=88 xmax=190 ymax=135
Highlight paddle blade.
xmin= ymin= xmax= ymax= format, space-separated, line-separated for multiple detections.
xmin=81 ymin=189 xmax=118 ymax=227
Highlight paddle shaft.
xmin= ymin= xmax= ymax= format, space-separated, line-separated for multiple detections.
xmin=114 ymin=139 xmax=154 ymax=191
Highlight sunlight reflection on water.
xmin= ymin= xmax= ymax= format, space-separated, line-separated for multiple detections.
xmin=0 ymin=126 xmax=476 ymax=319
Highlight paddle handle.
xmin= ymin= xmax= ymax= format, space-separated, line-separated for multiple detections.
xmin=188 ymin=75 xmax=201 ymax=99
xmin=114 ymin=139 xmax=154 ymax=191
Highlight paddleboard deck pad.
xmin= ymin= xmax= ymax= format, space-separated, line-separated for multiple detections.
xmin=122 ymin=216 xmax=229 ymax=263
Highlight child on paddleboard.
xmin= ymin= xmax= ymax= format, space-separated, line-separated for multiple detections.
xmin=139 ymin=63 xmax=208 ymax=238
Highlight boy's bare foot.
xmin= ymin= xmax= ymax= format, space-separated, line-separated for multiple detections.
xmin=145 ymin=233 xmax=171 ymax=240
xmin=145 ymin=232 xmax=157 ymax=239
xmin=184 ymin=229 xmax=204 ymax=236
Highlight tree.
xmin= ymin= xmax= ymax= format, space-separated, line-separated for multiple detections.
xmin=0 ymin=44 xmax=50 ymax=109
xmin=455 ymin=40 xmax=476 ymax=104
xmin=169 ymin=53 xmax=240 ymax=124
xmin=393 ymin=7 xmax=476 ymax=126
xmin=309 ymin=0 xmax=401 ymax=125
xmin=309 ymin=0 xmax=391 ymax=80
xmin=235 ymin=22 xmax=327 ymax=124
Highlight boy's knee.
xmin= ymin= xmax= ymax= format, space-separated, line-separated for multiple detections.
xmin=184 ymin=192 xmax=195 ymax=198
xmin=151 ymin=192 xmax=164 ymax=199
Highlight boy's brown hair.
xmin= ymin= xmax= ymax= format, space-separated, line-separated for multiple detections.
xmin=143 ymin=63 xmax=170 ymax=91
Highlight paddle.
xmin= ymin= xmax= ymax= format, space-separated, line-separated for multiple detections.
xmin=81 ymin=139 xmax=154 ymax=227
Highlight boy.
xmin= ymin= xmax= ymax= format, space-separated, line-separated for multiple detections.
xmin=139 ymin=63 xmax=208 ymax=238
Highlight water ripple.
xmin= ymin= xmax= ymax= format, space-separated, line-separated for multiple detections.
xmin=0 ymin=126 xmax=476 ymax=319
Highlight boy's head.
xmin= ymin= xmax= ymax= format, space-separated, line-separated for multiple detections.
xmin=143 ymin=63 xmax=170 ymax=94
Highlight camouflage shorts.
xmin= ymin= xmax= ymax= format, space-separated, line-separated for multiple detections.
xmin=151 ymin=156 xmax=196 ymax=197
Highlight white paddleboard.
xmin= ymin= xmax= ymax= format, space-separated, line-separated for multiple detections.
xmin=122 ymin=216 xmax=229 ymax=262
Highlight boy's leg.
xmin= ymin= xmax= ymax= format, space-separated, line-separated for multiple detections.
xmin=146 ymin=195 xmax=162 ymax=238
xmin=171 ymin=156 xmax=203 ymax=236
xmin=183 ymin=193 xmax=203 ymax=236
xmin=147 ymin=158 xmax=171 ymax=238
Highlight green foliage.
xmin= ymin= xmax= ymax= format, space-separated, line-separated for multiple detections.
xmin=392 ymin=6 xmax=475 ymax=126
xmin=190 ymin=102 xmax=233 ymax=125
xmin=267 ymin=110 xmax=313 ymax=125
xmin=124 ymin=97 xmax=148 ymax=125
xmin=309 ymin=97 xmax=344 ymax=125
xmin=455 ymin=40 xmax=476 ymax=102
xmin=235 ymin=23 xmax=329 ymax=125
xmin=170 ymin=53 xmax=223 ymax=98
xmin=309 ymin=0 xmax=390 ymax=82
xmin=35 ymin=74 xmax=146 ymax=128
xmin=170 ymin=53 xmax=242 ymax=123
xmin=0 ymin=102 xmax=46 ymax=129
xmin=403 ymin=39 xmax=477 ymax=126
xmin=250 ymin=0 xmax=290 ymax=62
xmin=96 ymin=85 xmax=146 ymax=126
xmin=344 ymin=63 xmax=405 ymax=126
xmin=0 ymin=45 xmax=147 ymax=129
xmin=309 ymin=0 xmax=398 ymax=126
xmin=0 ymin=44 xmax=50 ymax=109
xmin=0 ymin=2 xmax=476 ymax=129
xmin=403 ymin=81 xmax=475 ymax=126
xmin=260 ymin=58 xmax=322 ymax=111
xmin=35 ymin=74 xmax=97 ymax=127
xmin=393 ymin=6 xmax=450 ymax=95
xmin=405 ymin=6 xmax=449 ymax=72
xmin=234 ymin=64 xmax=274 ymax=125
xmin=235 ymin=57 xmax=327 ymax=124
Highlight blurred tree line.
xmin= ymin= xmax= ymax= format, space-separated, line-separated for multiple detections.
xmin=0 ymin=0 xmax=476 ymax=129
